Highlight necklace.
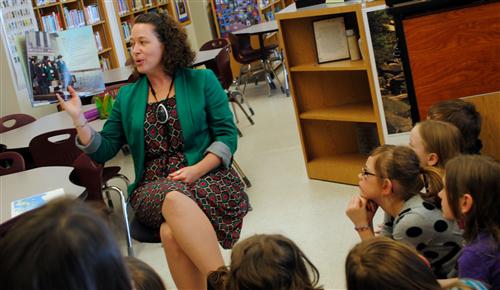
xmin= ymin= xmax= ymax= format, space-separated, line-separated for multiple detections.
xmin=147 ymin=76 xmax=174 ymax=124
xmin=147 ymin=76 xmax=174 ymax=102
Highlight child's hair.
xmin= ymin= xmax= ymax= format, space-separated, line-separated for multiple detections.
xmin=444 ymin=155 xmax=500 ymax=244
xmin=346 ymin=237 xmax=442 ymax=290
xmin=371 ymin=145 xmax=443 ymax=204
xmin=223 ymin=234 xmax=324 ymax=290
xmin=125 ymin=256 xmax=166 ymax=290
xmin=416 ymin=120 xmax=464 ymax=169
xmin=0 ymin=198 xmax=132 ymax=290
xmin=345 ymin=237 xmax=473 ymax=290
xmin=427 ymin=99 xmax=482 ymax=154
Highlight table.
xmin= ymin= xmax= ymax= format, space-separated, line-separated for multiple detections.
xmin=0 ymin=166 xmax=84 ymax=223
xmin=102 ymin=48 xmax=223 ymax=85
xmin=0 ymin=104 xmax=104 ymax=149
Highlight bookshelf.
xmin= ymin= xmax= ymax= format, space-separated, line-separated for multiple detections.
xmin=258 ymin=0 xmax=286 ymax=21
xmin=31 ymin=0 xmax=119 ymax=71
xmin=113 ymin=0 xmax=191 ymax=63
xmin=276 ymin=2 xmax=385 ymax=185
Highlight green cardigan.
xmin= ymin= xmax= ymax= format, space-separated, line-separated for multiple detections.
xmin=83 ymin=68 xmax=237 ymax=193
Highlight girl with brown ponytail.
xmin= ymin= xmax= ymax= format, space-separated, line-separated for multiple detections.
xmin=346 ymin=145 xmax=463 ymax=278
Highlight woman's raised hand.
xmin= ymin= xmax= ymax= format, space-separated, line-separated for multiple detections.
xmin=56 ymin=86 xmax=82 ymax=120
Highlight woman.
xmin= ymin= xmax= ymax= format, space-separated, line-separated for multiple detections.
xmin=57 ymin=12 xmax=249 ymax=290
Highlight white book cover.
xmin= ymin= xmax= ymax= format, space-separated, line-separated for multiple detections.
xmin=11 ymin=188 xmax=65 ymax=218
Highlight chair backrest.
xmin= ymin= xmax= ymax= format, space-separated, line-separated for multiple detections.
xmin=215 ymin=45 xmax=234 ymax=90
xmin=0 ymin=151 xmax=25 ymax=176
xmin=29 ymin=128 xmax=81 ymax=167
xmin=70 ymin=153 xmax=104 ymax=201
xmin=228 ymin=32 xmax=258 ymax=64
xmin=200 ymin=38 xmax=230 ymax=51
xmin=0 ymin=114 xmax=36 ymax=133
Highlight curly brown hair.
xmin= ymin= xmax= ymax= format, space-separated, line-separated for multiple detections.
xmin=132 ymin=12 xmax=195 ymax=76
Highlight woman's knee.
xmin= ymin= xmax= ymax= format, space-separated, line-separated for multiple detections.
xmin=162 ymin=190 xmax=193 ymax=216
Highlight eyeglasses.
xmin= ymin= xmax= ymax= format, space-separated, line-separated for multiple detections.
xmin=361 ymin=167 xmax=377 ymax=177
xmin=156 ymin=103 xmax=169 ymax=124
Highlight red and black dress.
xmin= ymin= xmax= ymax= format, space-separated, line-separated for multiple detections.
xmin=129 ymin=96 xmax=249 ymax=249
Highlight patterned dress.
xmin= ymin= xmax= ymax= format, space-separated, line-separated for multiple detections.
xmin=129 ymin=96 xmax=249 ymax=249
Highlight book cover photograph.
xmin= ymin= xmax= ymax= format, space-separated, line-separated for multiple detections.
xmin=26 ymin=26 xmax=104 ymax=105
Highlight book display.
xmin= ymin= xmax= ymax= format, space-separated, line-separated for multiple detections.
xmin=26 ymin=27 xmax=105 ymax=105
xmin=31 ymin=0 xmax=118 ymax=71
xmin=276 ymin=2 xmax=384 ymax=185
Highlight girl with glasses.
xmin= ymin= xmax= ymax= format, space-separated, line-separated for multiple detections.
xmin=57 ymin=12 xmax=249 ymax=290
xmin=346 ymin=145 xmax=463 ymax=278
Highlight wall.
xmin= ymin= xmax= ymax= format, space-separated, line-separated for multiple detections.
xmin=187 ymin=0 xmax=216 ymax=49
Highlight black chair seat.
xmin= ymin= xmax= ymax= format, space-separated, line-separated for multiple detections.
xmin=130 ymin=218 xmax=161 ymax=243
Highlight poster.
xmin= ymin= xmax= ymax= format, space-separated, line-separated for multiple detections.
xmin=365 ymin=5 xmax=412 ymax=135
xmin=213 ymin=0 xmax=261 ymax=38
xmin=0 ymin=0 xmax=38 ymax=91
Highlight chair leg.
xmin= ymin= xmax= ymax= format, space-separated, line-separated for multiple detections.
xmin=232 ymin=160 xmax=251 ymax=188
xmin=231 ymin=89 xmax=255 ymax=116
xmin=231 ymin=102 xmax=239 ymax=123
xmin=232 ymin=100 xmax=254 ymax=125
xmin=103 ymin=185 xmax=134 ymax=256
xmin=237 ymin=127 xmax=243 ymax=137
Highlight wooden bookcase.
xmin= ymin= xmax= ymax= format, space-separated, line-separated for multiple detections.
xmin=276 ymin=2 xmax=385 ymax=185
xmin=31 ymin=0 xmax=119 ymax=70
xmin=113 ymin=0 xmax=190 ymax=63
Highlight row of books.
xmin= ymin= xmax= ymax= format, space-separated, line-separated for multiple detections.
xmin=122 ymin=21 xmax=132 ymax=41
xmin=63 ymin=8 xmax=86 ymax=29
xmin=84 ymin=5 xmax=101 ymax=24
xmin=41 ymin=12 xmax=63 ymax=32
xmin=131 ymin=0 xmax=144 ymax=11
xmin=117 ymin=0 xmax=130 ymax=15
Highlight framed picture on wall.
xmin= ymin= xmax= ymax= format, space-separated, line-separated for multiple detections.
xmin=174 ymin=0 xmax=189 ymax=23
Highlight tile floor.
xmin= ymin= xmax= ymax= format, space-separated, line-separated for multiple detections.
xmin=107 ymin=78 xmax=384 ymax=290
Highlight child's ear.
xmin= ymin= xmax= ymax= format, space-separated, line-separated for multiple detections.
xmin=427 ymin=153 xmax=439 ymax=167
xmin=460 ymin=193 xmax=474 ymax=214
xmin=381 ymin=178 xmax=393 ymax=196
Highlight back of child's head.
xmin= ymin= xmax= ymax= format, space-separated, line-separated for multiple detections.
xmin=125 ymin=256 xmax=166 ymax=290
xmin=427 ymin=99 xmax=482 ymax=154
xmin=0 ymin=198 xmax=132 ymax=290
xmin=415 ymin=120 xmax=464 ymax=169
xmin=345 ymin=237 xmax=442 ymax=290
xmin=225 ymin=234 xmax=324 ymax=290
xmin=370 ymin=145 xmax=443 ymax=204
xmin=444 ymin=155 xmax=500 ymax=243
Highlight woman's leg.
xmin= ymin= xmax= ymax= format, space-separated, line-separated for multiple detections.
xmin=160 ymin=191 xmax=224 ymax=289
xmin=160 ymin=223 xmax=205 ymax=289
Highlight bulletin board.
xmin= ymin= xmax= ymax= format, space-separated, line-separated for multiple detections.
xmin=212 ymin=0 xmax=261 ymax=38
xmin=0 ymin=0 xmax=38 ymax=91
